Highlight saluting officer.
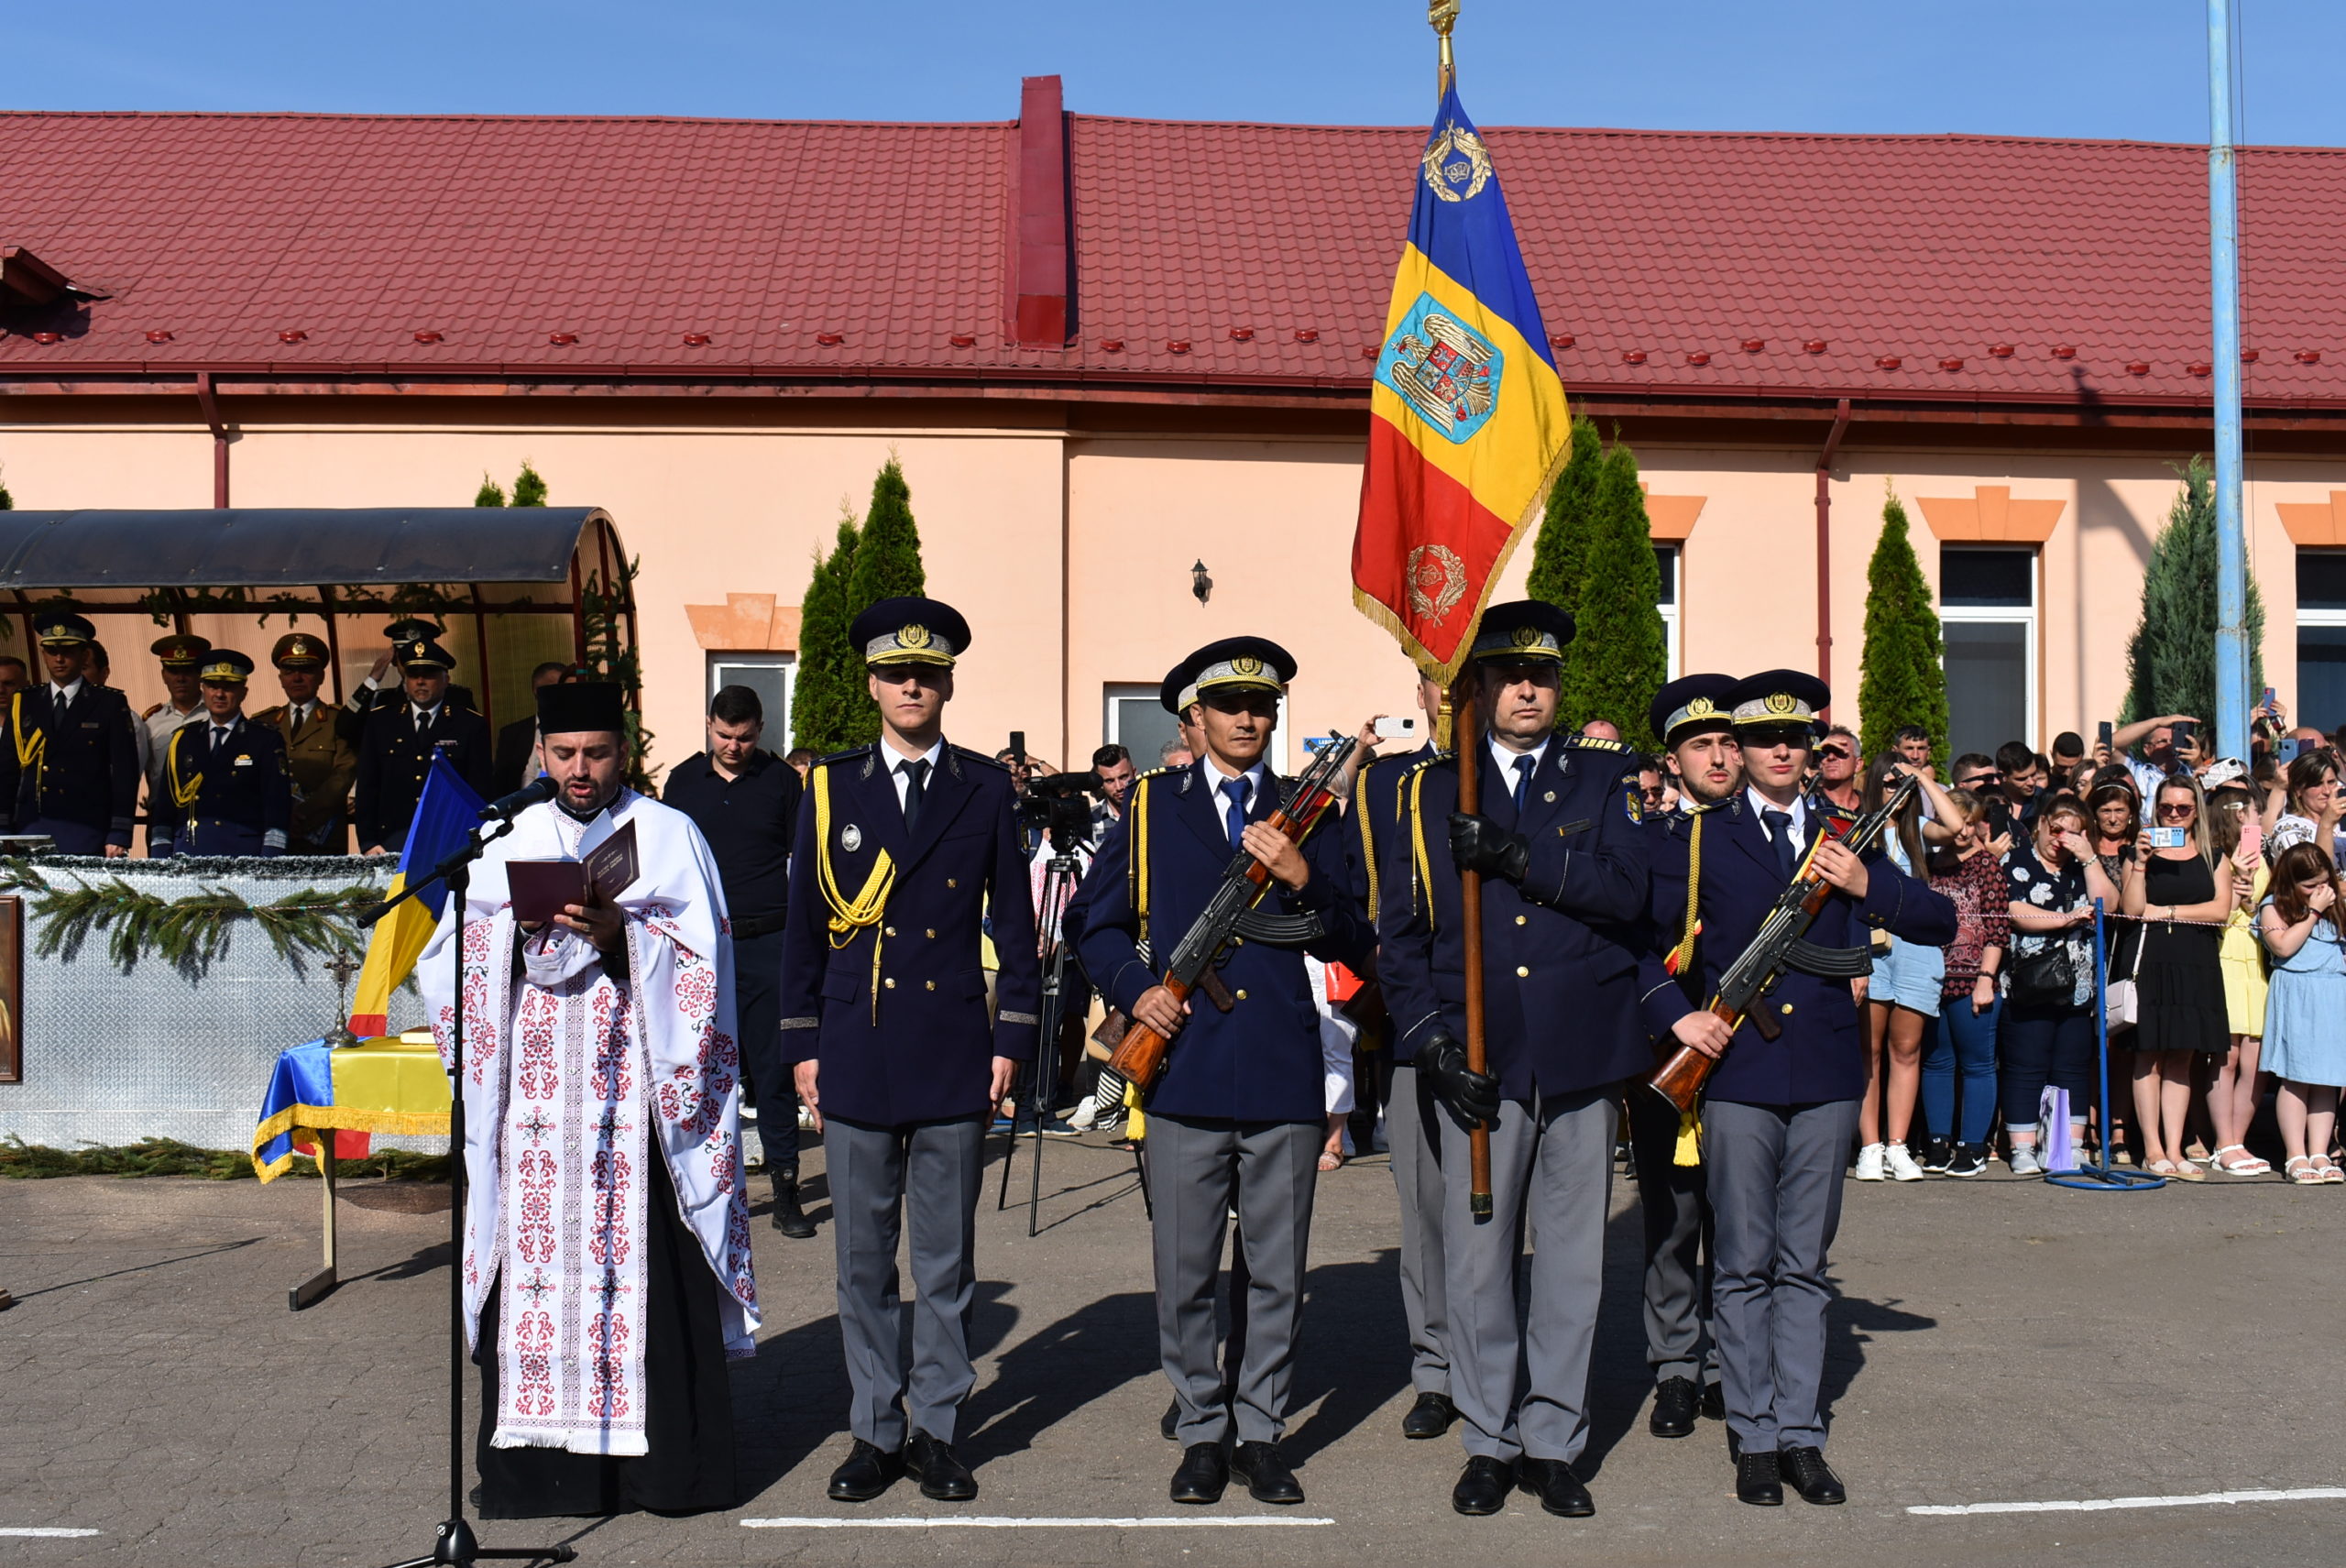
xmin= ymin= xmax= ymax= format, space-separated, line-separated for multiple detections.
xmin=252 ymin=632 xmax=359 ymax=854
xmin=341 ymin=617 xmax=479 ymax=721
xmin=778 ymin=597 xmax=1040 ymax=1508
xmin=1637 ymin=670 xmax=1955 ymax=1508
xmin=353 ymin=638 xmax=494 ymax=854
xmin=1069 ymin=637 xmax=1373 ymax=1509
xmin=0 ymin=613 xmax=140 ymax=856
xmin=1376 ymin=601 xmax=1652 ymax=1521
xmin=1628 ymin=674 xmax=1745 ymax=1442
xmin=1347 ymin=667 xmax=1457 ymax=1442
xmin=149 ymin=651 xmax=291 ymax=858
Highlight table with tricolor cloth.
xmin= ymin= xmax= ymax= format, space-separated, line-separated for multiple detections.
xmin=251 ymin=1032 xmax=450 ymax=1309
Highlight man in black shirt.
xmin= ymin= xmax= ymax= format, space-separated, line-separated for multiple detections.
xmin=663 ymin=684 xmax=812 ymax=1236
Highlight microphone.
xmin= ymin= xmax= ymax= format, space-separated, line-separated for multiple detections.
xmin=479 ymin=775 xmax=557 ymax=821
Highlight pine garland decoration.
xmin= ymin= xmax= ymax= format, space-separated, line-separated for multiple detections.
xmin=17 ymin=867 xmax=377 ymax=971
xmin=1857 ymin=485 xmax=1950 ymax=768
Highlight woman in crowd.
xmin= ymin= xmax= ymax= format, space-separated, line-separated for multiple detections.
xmin=2002 ymin=795 xmax=2120 ymax=1175
xmin=2266 ymin=748 xmax=2342 ymax=861
xmin=2259 ymin=842 xmax=2346 ymax=1185
xmin=2203 ymin=767 xmax=2272 ymax=1175
xmin=2121 ymin=773 xmax=2245 ymax=1180
xmin=2087 ymin=774 xmax=2144 ymax=1158
xmin=1857 ymin=753 xmax=1968 ymax=1181
xmin=1923 ymin=787 xmax=2008 ymax=1177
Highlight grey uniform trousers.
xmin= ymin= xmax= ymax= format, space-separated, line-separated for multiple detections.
xmin=1387 ymin=1061 xmax=1453 ymax=1397
xmin=1705 ymin=1097 xmax=1860 ymax=1453
xmin=1626 ymin=1083 xmax=1717 ymax=1387
xmin=1437 ymin=1087 xmax=1615 ymax=1464
xmin=826 ymin=1113 xmax=987 ymax=1449
xmin=1146 ymin=1114 xmax=1321 ymax=1446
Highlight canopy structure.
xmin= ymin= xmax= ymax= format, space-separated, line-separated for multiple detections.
xmin=0 ymin=508 xmax=637 ymax=734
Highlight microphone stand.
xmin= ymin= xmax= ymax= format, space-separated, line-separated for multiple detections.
xmin=363 ymin=816 xmax=577 ymax=1567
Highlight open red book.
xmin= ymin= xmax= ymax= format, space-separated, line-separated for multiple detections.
xmin=506 ymin=818 xmax=641 ymax=926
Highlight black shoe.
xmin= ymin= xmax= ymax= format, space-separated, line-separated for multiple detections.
xmin=1650 ymin=1376 xmax=1699 ymax=1438
xmin=1516 ymin=1456 xmax=1595 ymax=1518
xmin=1735 ymin=1449 xmax=1783 ymax=1506
xmin=1230 ymin=1441 xmax=1303 ymax=1505
xmin=1779 ymin=1445 xmax=1846 ymax=1505
xmin=1946 ymin=1141 xmax=1990 ymax=1178
xmin=904 ymin=1431 xmax=976 ymax=1502
xmin=827 ymin=1438 xmax=904 ymax=1502
xmin=771 ymin=1165 xmax=817 ymax=1238
xmin=1403 ymin=1391 xmax=1459 ymax=1440
xmin=1169 ymin=1442 xmax=1228 ymax=1505
xmin=1160 ymin=1399 xmax=1180 ymax=1442
xmin=1450 ymin=1454 xmax=1511 ymax=1516
xmin=1701 ymin=1382 xmax=1727 ymax=1421
xmin=1919 ymin=1135 xmax=1954 ymax=1174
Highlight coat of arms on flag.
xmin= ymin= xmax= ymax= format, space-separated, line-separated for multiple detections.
xmin=1377 ymin=294 xmax=1503 ymax=443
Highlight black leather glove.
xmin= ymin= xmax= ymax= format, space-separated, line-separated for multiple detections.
xmin=1418 ymin=1030 xmax=1504 ymax=1129
xmin=1449 ymin=811 xmax=1529 ymax=883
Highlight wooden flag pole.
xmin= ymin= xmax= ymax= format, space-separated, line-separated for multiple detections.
xmin=1450 ymin=669 xmax=1495 ymax=1222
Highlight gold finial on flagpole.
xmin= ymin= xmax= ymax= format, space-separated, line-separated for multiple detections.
xmin=1430 ymin=0 xmax=1458 ymax=93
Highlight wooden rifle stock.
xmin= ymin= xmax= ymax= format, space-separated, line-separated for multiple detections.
xmin=1649 ymin=1000 xmax=1742 ymax=1113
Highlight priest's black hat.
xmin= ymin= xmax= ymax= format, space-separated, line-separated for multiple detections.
xmin=537 ymin=681 xmax=627 ymax=737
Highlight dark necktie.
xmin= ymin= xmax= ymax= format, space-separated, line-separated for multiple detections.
xmin=1222 ymin=776 xmax=1249 ymax=848
xmin=1763 ymin=808 xmax=1798 ymax=882
xmin=211 ymin=725 xmax=230 ymax=754
xmin=1512 ymin=753 xmax=1535 ymax=813
xmin=900 ymin=758 xmax=929 ymax=835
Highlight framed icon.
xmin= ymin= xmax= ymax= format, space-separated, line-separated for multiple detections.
xmin=0 ymin=896 xmax=21 ymax=1083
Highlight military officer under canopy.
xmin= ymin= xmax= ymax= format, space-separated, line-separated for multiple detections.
xmin=1637 ymin=669 xmax=1956 ymax=1507
xmin=353 ymin=637 xmax=494 ymax=854
xmin=1376 ymin=599 xmax=1652 ymax=1520
xmin=253 ymin=632 xmax=359 ymax=854
xmin=342 ymin=616 xmax=478 ymax=720
xmin=0 ymin=612 xmax=140 ymax=856
xmin=1069 ymin=635 xmax=1373 ymax=1509
xmin=139 ymin=633 xmax=211 ymax=850
xmin=779 ymin=596 xmax=1040 ymax=1508
xmin=148 ymin=650 xmax=291 ymax=858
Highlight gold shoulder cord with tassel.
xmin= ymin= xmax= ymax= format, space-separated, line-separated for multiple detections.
xmin=1121 ymin=770 xmax=1157 ymax=1146
xmin=10 ymin=692 xmax=43 ymax=796
xmin=1671 ymin=809 xmax=1707 ymax=1168
xmin=811 ymin=763 xmax=897 ymax=1023
xmin=167 ymin=729 xmax=203 ymax=810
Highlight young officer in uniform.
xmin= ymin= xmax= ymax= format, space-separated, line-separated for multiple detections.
xmin=779 ymin=596 xmax=1040 ymax=1507
xmin=139 ymin=633 xmax=211 ymax=845
xmin=353 ymin=637 xmax=494 ymax=854
xmin=1071 ymin=637 xmax=1373 ymax=1508
xmin=1629 ymin=674 xmax=1744 ymax=1440
xmin=149 ymin=650 xmax=291 ymax=857
xmin=0 ymin=613 xmax=139 ymax=856
xmin=1376 ymin=601 xmax=1652 ymax=1520
xmin=1637 ymin=670 xmax=1956 ymax=1507
xmin=252 ymin=632 xmax=359 ymax=853
xmin=1348 ymin=667 xmax=1456 ymax=1441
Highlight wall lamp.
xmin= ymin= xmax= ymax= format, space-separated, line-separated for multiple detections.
xmin=1191 ymin=560 xmax=1212 ymax=604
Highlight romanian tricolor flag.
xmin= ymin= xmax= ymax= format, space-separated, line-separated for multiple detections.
xmin=1353 ymin=78 xmax=1572 ymax=683
xmin=345 ymin=751 xmax=484 ymax=1036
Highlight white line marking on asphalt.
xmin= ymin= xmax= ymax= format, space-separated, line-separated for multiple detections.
xmin=741 ymin=1516 xmax=1334 ymax=1529
xmin=1911 ymin=1486 xmax=2346 ymax=1516
xmin=0 ymin=1529 xmax=104 ymax=1538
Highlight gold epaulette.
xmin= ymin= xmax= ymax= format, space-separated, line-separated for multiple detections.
xmin=1565 ymin=734 xmax=1632 ymax=753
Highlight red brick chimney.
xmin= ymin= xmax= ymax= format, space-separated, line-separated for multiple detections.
xmin=1010 ymin=75 xmax=1071 ymax=348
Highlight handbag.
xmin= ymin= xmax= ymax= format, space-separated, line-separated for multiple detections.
xmin=2104 ymin=919 xmax=2145 ymax=1029
xmin=2008 ymin=937 xmax=2076 ymax=1009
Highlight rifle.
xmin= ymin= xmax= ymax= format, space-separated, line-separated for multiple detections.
xmin=1107 ymin=733 xmax=1359 ymax=1099
xmin=1647 ymin=773 xmax=1918 ymax=1113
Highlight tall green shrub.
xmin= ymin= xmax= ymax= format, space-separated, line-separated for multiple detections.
xmin=1555 ymin=442 xmax=1669 ymax=748
xmin=2120 ymin=455 xmax=2267 ymax=730
xmin=842 ymin=457 xmax=925 ymax=613
xmin=1857 ymin=486 xmax=1949 ymax=768
xmin=1524 ymin=416 xmax=1603 ymax=689
xmin=473 ymin=473 xmax=506 ymax=507
xmin=510 ymin=462 xmax=548 ymax=508
xmin=791 ymin=510 xmax=866 ymax=754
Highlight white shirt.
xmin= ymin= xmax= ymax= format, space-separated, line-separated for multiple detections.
xmin=48 ymin=677 xmax=84 ymax=706
xmin=1200 ymin=751 xmax=1270 ymax=817
xmin=1487 ymin=734 xmax=1552 ymax=800
xmin=289 ymin=699 xmax=316 ymax=726
xmin=411 ymin=702 xmax=443 ymax=729
xmin=883 ymin=736 xmax=946 ymax=810
xmin=1746 ymin=786 xmax=1811 ymax=848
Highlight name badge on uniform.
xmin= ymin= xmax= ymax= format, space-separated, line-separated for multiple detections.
xmin=840 ymin=823 xmax=862 ymax=851
xmin=80 ymin=722 xmax=98 ymax=730
xmin=434 ymin=739 xmax=459 ymax=750
xmin=233 ymin=754 xmax=253 ymax=768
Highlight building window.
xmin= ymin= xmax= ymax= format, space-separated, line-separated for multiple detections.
xmin=1938 ymin=547 xmax=2036 ymax=760
xmin=2298 ymin=550 xmax=2346 ymax=735
xmin=1654 ymin=544 xmax=1681 ymax=679
xmin=1107 ymin=682 xmax=1282 ymax=773
xmin=707 ymin=652 xmax=795 ymax=741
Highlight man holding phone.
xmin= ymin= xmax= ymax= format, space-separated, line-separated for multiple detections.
xmin=2111 ymin=714 xmax=2200 ymax=821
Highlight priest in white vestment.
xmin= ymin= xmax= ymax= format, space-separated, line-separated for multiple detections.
xmin=420 ymin=681 xmax=760 ymax=1519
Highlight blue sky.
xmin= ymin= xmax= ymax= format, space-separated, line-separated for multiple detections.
xmin=13 ymin=0 xmax=2337 ymax=147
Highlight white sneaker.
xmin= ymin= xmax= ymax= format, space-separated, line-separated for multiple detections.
xmin=1883 ymin=1142 xmax=1925 ymax=1182
xmin=2009 ymin=1144 xmax=2045 ymax=1177
xmin=1854 ymin=1143 xmax=1887 ymax=1180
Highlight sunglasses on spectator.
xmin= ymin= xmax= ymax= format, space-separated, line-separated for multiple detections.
xmin=1639 ymin=784 xmax=1666 ymax=801
xmin=1740 ymin=724 xmax=1812 ymax=751
xmin=2155 ymin=802 xmax=2196 ymax=818
xmin=1817 ymin=745 xmax=1852 ymax=761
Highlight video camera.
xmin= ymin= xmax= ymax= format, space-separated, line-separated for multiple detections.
xmin=1008 ymin=730 xmax=1102 ymax=855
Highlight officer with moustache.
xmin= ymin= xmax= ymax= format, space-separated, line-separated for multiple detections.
xmin=252 ymin=632 xmax=359 ymax=853
xmin=353 ymin=638 xmax=494 ymax=854
xmin=779 ymin=597 xmax=1040 ymax=1508
xmin=1628 ymin=674 xmax=1744 ymax=1442
xmin=0 ymin=614 xmax=139 ymax=856
xmin=1377 ymin=601 xmax=1651 ymax=1520
xmin=1071 ymin=637 xmax=1372 ymax=1508
xmin=1638 ymin=671 xmax=1955 ymax=1508
xmin=148 ymin=651 xmax=291 ymax=857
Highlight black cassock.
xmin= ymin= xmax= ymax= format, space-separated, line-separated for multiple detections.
xmin=474 ymin=1155 xmax=737 ymax=1518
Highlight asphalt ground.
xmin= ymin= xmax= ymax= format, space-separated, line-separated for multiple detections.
xmin=4 ymin=1130 xmax=2344 ymax=1566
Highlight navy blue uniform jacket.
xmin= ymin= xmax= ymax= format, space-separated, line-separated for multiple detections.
xmin=0 ymin=685 xmax=140 ymax=847
xmin=1637 ymin=794 xmax=1957 ymax=1106
xmin=1069 ymin=760 xmax=1373 ymax=1124
xmin=1344 ymin=743 xmax=1430 ymax=1061
xmin=1377 ymin=739 xmax=1654 ymax=1101
xmin=150 ymin=716 xmax=292 ymax=855
xmin=778 ymin=742 xmax=1040 ymax=1128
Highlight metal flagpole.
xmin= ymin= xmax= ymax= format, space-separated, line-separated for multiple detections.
xmin=2209 ymin=0 xmax=2250 ymax=765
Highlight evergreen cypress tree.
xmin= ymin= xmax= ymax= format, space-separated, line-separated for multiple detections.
xmin=473 ymin=473 xmax=505 ymax=507
xmin=2120 ymin=455 xmax=2267 ymax=729
xmin=842 ymin=456 xmax=925 ymax=614
xmin=1857 ymin=486 xmax=1949 ymax=767
xmin=510 ymin=461 xmax=548 ymax=508
xmin=1555 ymin=442 xmax=1669 ymax=748
xmin=791 ymin=510 xmax=866 ymax=754
xmin=1523 ymin=416 xmax=1604 ymax=688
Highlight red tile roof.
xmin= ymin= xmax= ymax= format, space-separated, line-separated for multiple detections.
xmin=3 ymin=105 xmax=2341 ymax=407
